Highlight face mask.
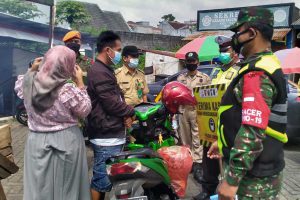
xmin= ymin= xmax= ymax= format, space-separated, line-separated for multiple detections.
xmin=231 ymin=28 xmax=256 ymax=54
xmin=219 ymin=52 xmax=232 ymax=65
xmin=108 ymin=48 xmax=122 ymax=65
xmin=66 ymin=42 xmax=80 ymax=57
xmin=128 ymin=58 xmax=139 ymax=69
xmin=186 ymin=64 xmax=198 ymax=71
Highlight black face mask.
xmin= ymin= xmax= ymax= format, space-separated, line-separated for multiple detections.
xmin=66 ymin=42 xmax=80 ymax=57
xmin=186 ymin=64 xmax=198 ymax=71
xmin=231 ymin=28 xmax=256 ymax=54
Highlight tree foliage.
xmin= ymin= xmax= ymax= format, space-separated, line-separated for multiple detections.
xmin=161 ymin=14 xmax=175 ymax=22
xmin=56 ymin=0 xmax=91 ymax=29
xmin=0 ymin=0 xmax=42 ymax=19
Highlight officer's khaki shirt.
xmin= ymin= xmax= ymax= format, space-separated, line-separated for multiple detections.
xmin=177 ymin=71 xmax=211 ymax=111
xmin=177 ymin=71 xmax=211 ymax=90
xmin=115 ymin=66 xmax=149 ymax=106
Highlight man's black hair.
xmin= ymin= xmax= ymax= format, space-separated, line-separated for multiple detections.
xmin=96 ymin=31 xmax=121 ymax=53
xmin=247 ymin=22 xmax=273 ymax=42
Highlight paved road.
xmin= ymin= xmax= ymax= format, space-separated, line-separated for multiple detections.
xmin=2 ymin=122 xmax=300 ymax=200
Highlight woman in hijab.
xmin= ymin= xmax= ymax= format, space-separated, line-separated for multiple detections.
xmin=14 ymin=46 xmax=92 ymax=200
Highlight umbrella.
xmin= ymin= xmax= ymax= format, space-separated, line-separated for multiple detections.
xmin=275 ymin=47 xmax=300 ymax=74
xmin=175 ymin=36 xmax=219 ymax=62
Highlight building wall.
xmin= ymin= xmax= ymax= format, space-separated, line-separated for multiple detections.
xmin=159 ymin=22 xmax=192 ymax=36
xmin=116 ymin=31 xmax=186 ymax=50
xmin=145 ymin=52 xmax=184 ymax=83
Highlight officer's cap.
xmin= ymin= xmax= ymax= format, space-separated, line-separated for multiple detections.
xmin=185 ymin=52 xmax=199 ymax=62
xmin=215 ymin=35 xmax=232 ymax=52
xmin=122 ymin=46 xmax=140 ymax=57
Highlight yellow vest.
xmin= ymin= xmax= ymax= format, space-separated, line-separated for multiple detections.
xmin=211 ymin=65 xmax=239 ymax=88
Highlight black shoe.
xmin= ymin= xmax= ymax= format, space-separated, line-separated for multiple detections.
xmin=193 ymin=168 xmax=203 ymax=184
xmin=192 ymin=162 xmax=202 ymax=173
xmin=193 ymin=192 xmax=210 ymax=200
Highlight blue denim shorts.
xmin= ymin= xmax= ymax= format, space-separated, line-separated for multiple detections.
xmin=90 ymin=144 xmax=123 ymax=192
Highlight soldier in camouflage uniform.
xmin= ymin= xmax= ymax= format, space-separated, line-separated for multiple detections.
xmin=63 ymin=31 xmax=94 ymax=80
xmin=63 ymin=31 xmax=94 ymax=142
xmin=207 ymin=7 xmax=287 ymax=200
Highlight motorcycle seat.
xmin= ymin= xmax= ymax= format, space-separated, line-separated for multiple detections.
xmin=107 ymin=148 xmax=162 ymax=163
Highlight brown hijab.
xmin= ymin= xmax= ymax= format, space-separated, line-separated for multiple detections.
xmin=23 ymin=45 xmax=76 ymax=113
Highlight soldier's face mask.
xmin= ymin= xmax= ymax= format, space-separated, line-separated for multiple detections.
xmin=66 ymin=42 xmax=80 ymax=58
xmin=231 ymin=28 xmax=256 ymax=55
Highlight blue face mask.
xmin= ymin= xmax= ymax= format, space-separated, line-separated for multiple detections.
xmin=128 ymin=58 xmax=139 ymax=69
xmin=219 ymin=52 xmax=232 ymax=65
xmin=108 ymin=49 xmax=122 ymax=65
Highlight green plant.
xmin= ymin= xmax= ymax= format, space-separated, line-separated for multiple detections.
xmin=161 ymin=14 xmax=175 ymax=22
xmin=0 ymin=0 xmax=42 ymax=19
xmin=56 ymin=0 xmax=91 ymax=29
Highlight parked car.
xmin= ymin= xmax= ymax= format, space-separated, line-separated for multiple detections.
xmin=147 ymin=64 xmax=300 ymax=142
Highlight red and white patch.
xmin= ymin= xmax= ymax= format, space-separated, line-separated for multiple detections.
xmin=241 ymin=71 xmax=270 ymax=129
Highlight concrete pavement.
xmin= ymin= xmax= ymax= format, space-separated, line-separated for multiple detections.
xmin=1 ymin=122 xmax=300 ymax=200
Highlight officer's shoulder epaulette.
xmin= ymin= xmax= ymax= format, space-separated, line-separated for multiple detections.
xmin=197 ymin=71 xmax=209 ymax=77
xmin=178 ymin=73 xmax=186 ymax=79
xmin=232 ymin=64 xmax=240 ymax=71
xmin=137 ymin=69 xmax=145 ymax=74
xmin=115 ymin=67 xmax=122 ymax=75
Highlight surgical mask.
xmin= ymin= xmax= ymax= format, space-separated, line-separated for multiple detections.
xmin=231 ymin=28 xmax=256 ymax=54
xmin=219 ymin=52 xmax=232 ymax=65
xmin=186 ymin=64 xmax=198 ymax=71
xmin=128 ymin=58 xmax=139 ymax=69
xmin=108 ymin=49 xmax=122 ymax=65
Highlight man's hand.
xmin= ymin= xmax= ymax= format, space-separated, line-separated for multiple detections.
xmin=207 ymin=141 xmax=222 ymax=159
xmin=124 ymin=117 xmax=133 ymax=128
xmin=217 ymin=180 xmax=238 ymax=200
xmin=124 ymin=116 xmax=135 ymax=128
xmin=73 ymin=64 xmax=84 ymax=88
xmin=30 ymin=57 xmax=43 ymax=71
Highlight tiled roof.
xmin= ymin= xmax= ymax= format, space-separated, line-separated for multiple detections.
xmin=292 ymin=18 xmax=300 ymax=26
xmin=168 ymin=21 xmax=188 ymax=30
xmin=82 ymin=2 xmax=130 ymax=32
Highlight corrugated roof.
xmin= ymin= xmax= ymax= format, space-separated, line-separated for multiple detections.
xmin=292 ymin=18 xmax=300 ymax=26
xmin=82 ymin=2 xmax=130 ymax=32
xmin=273 ymin=28 xmax=291 ymax=40
xmin=183 ymin=30 xmax=233 ymax=41
xmin=183 ymin=28 xmax=291 ymax=41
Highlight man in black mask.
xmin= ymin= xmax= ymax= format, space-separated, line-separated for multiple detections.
xmin=63 ymin=30 xmax=94 ymax=74
xmin=177 ymin=52 xmax=211 ymax=182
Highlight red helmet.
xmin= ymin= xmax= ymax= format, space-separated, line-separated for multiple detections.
xmin=162 ymin=81 xmax=197 ymax=114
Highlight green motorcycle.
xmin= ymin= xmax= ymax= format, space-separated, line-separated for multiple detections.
xmin=106 ymin=102 xmax=179 ymax=200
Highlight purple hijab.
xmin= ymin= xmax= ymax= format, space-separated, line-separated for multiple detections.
xmin=23 ymin=45 xmax=76 ymax=113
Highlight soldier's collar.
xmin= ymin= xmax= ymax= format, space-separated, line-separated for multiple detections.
xmin=238 ymin=51 xmax=272 ymax=67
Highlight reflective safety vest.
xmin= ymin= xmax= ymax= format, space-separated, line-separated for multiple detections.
xmin=211 ymin=65 xmax=240 ymax=88
xmin=217 ymin=53 xmax=288 ymax=177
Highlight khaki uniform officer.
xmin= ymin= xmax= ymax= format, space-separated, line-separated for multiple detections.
xmin=115 ymin=46 xmax=149 ymax=107
xmin=177 ymin=51 xmax=211 ymax=182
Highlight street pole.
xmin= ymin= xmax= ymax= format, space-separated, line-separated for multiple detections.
xmin=49 ymin=2 xmax=56 ymax=48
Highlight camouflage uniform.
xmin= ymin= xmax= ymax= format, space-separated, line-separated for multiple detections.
xmin=77 ymin=54 xmax=94 ymax=84
xmin=225 ymin=69 xmax=282 ymax=199
xmin=221 ymin=7 xmax=285 ymax=200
